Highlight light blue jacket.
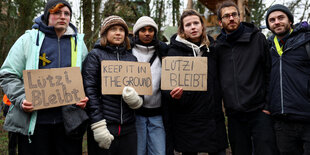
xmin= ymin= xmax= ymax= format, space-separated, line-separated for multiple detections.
xmin=0 ymin=28 xmax=88 ymax=136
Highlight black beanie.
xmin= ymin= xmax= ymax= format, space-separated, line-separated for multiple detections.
xmin=43 ymin=0 xmax=72 ymax=25
xmin=265 ymin=4 xmax=294 ymax=29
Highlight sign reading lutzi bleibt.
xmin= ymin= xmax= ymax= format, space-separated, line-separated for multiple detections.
xmin=161 ymin=56 xmax=208 ymax=91
xmin=101 ymin=60 xmax=152 ymax=95
xmin=23 ymin=67 xmax=85 ymax=110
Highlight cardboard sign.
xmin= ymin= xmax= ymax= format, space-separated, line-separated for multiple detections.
xmin=23 ymin=67 xmax=85 ymax=110
xmin=161 ymin=56 xmax=208 ymax=91
xmin=101 ymin=60 xmax=152 ymax=95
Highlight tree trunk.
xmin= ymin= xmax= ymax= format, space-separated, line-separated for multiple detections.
xmin=82 ymin=0 xmax=92 ymax=50
xmin=93 ymin=0 xmax=101 ymax=44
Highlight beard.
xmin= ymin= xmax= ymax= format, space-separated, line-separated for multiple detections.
xmin=272 ymin=24 xmax=291 ymax=38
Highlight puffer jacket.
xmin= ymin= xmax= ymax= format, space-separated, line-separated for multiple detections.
xmin=215 ymin=22 xmax=271 ymax=116
xmin=82 ymin=41 xmax=138 ymax=126
xmin=164 ymin=34 xmax=228 ymax=153
xmin=268 ymin=22 xmax=310 ymax=122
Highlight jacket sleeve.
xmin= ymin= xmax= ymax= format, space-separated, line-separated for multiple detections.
xmin=261 ymin=33 xmax=271 ymax=111
xmin=0 ymin=34 xmax=29 ymax=110
xmin=82 ymin=51 xmax=104 ymax=123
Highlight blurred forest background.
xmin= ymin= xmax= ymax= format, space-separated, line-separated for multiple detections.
xmin=0 ymin=0 xmax=309 ymax=154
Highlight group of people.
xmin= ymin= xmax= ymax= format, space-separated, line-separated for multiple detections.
xmin=0 ymin=0 xmax=309 ymax=155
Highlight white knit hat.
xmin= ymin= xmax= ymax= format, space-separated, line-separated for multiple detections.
xmin=133 ymin=16 xmax=158 ymax=35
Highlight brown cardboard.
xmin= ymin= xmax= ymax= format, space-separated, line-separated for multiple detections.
xmin=101 ymin=60 xmax=152 ymax=95
xmin=161 ymin=56 xmax=208 ymax=91
xmin=23 ymin=67 xmax=85 ymax=110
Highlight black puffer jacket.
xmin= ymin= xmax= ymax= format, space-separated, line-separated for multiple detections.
xmin=215 ymin=22 xmax=271 ymax=116
xmin=82 ymin=41 xmax=137 ymax=125
xmin=164 ymin=34 xmax=228 ymax=153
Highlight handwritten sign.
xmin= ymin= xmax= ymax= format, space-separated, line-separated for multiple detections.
xmin=23 ymin=67 xmax=85 ymax=110
xmin=101 ymin=60 xmax=152 ymax=95
xmin=161 ymin=56 xmax=208 ymax=91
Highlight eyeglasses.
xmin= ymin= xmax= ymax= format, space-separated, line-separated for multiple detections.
xmin=221 ymin=12 xmax=239 ymax=20
xmin=51 ymin=11 xmax=71 ymax=17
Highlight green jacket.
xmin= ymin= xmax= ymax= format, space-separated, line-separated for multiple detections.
xmin=0 ymin=29 xmax=88 ymax=136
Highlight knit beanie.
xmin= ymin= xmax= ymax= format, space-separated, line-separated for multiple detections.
xmin=100 ymin=15 xmax=129 ymax=36
xmin=43 ymin=0 xmax=72 ymax=25
xmin=133 ymin=16 xmax=158 ymax=35
xmin=265 ymin=4 xmax=294 ymax=29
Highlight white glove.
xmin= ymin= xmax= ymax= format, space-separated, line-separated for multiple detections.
xmin=91 ymin=119 xmax=114 ymax=149
xmin=122 ymin=86 xmax=143 ymax=109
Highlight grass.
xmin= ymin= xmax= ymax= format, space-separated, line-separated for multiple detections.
xmin=0 ymin=108 xmax=9 ymax=154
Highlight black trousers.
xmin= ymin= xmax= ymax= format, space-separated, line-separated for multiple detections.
xmin=87 ymin=124 xmax=137 ymax=155
xmin=274 ymin=119 xmax=310 ymax=155
xmin=18 ymin=123 xmax=83 ymax=155
xmin=228 ymin=110 xmax=279 ymax=155
xmin=8 ymin=132 xmax=18 ymax=155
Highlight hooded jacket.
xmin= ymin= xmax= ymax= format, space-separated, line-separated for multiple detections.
xmin=82 ymin=41 xmax=138 ymax=127
xmin=0 ymin=15 xmax=88 ymax=136
xmin=268 ymin=22 xmax=310 ymax=122
xmin=215 ymin=22 xmax=271 ymax=116
xmin=165 ymin=34 xmax=228 ymax=152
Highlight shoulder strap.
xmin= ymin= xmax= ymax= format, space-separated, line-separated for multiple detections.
xmin=306 ymin=41 xmax=310 ymax=59
xmin=149 ymin=52 xmax=157 ymax=66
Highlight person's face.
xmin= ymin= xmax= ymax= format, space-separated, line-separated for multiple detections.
xmin=48 ymin=6 xmax=70 ymax=31
xmin=219 ymin=6 xmax=240 ymax=33
xmin=138 ymin=26 xmax=155 ymax=44
xmin=107 ymin=25 xmax=125 ymax=45
xmin=268 ymin=11 xmax=292 ymax=37
xmin=183 ymin=15 xmax=203 ymax=43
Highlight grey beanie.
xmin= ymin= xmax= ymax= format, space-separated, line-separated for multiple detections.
xmin=44 ymin=0 xmax=72 ymax=25
xmin=133 ymin=16 xmax=158 ymax=35
xmin=265 ymin=4 xmax=294 ymax=29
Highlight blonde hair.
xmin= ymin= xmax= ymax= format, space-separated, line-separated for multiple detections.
xmin=178 ymin=9 xmax=210 ymax=46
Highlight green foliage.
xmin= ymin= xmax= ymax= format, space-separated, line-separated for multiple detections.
xmin=0 ymin=0 xmax=45 ymax=66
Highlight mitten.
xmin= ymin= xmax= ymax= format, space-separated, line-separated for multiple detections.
xmin=122 ymin=86 xmax=143 ymax=109
xmin=91 ymin=119 xmax=114 ymax=149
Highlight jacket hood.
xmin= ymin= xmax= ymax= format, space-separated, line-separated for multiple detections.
xmin=32 ymin=15 xmax=77 ymax=36
xmin=170 ymin=34 xmax=211 ymax=56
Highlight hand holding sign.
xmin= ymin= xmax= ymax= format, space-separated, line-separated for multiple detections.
xmin=170 ymin=87 xmax=183 ymax=99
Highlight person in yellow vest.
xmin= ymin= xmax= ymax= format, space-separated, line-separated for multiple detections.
xmin=0 ymin=0 xmax=89 ymax=154
xmin=266 ymin=4 xmax=310 ymax=155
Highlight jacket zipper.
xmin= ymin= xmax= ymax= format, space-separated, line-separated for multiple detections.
xmin=231 ymin=48 xmax=240 ymax=106
xmin=278 ymin=47 xmax=292 ymax=114
xmin=116 ymin=46 xmax=123 ymax=124
xmin=121 ymin=98 xmax=123 ymax=124
xmin=58 ymin=38 xmax=61 ymax=67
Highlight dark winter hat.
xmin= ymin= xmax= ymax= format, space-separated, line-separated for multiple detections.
xmin=100 ymin=15 xmax=129 ymax=36
xmin=43 ymin=0 xmax=72 ymax=25
xmin=265 ymin=4 xmax=294 ymax=29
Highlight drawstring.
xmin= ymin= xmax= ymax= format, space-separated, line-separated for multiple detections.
xmin=191 ymin=44 xmax=197 ymax=57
